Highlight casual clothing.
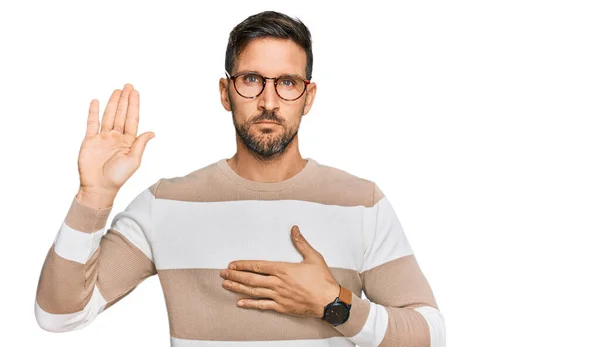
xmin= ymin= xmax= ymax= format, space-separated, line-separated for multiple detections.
xmin=35 ymin=157 xmax=445 ymax=346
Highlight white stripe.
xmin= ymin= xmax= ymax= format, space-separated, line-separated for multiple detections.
xmin=109 ymin=187 xmax=156 ymax=261
xmin=34 ymin=284 xmax=107 ymax=332
xmin=414 ymin=306 xmax=446 ymax=347
xmin=347 ymin=301 xmax=389 ymax=347
xmin=53 ymin=222 xmax=105 ymax=264
xmin=171 ymin=336 xmax=356 ymax=346
xmin=362 ymin=196 xmax=413 ymax=273
xmin=111 ymin=214 xmax=154 ymax=260
xmin=152 ymin=198 xmax=366 ymax=271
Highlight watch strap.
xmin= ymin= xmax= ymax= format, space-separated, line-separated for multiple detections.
xmin=338 ymin=285 xmax=352 ymax=306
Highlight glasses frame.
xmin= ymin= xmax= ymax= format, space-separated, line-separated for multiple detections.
xmin=225 ymin=71 xmax=311 ymax=101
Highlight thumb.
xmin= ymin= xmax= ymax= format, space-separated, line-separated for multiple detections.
xmin=129 ymin=131 xmax=155 ymax=159
xmin=291 ymin=225 xmax=318 ymax=261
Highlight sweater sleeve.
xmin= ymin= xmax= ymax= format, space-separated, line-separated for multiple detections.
xmin=332 ymin=182 xmax=446 ymax=347
xmin=34 ymin=179 xmax=162 ymax=333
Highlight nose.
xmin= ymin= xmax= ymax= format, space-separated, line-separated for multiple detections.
xmin=257 ymin=78 xmax=280 ymax=112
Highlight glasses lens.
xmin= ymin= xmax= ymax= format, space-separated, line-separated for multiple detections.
xmin=234 ymin=73 xmax=264 ymax=98
xmin=276 ymin=75 xmax=306 ymax=100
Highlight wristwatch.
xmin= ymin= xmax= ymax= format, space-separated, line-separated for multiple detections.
xmin=322 ymin=285 xmax=352 ymax=326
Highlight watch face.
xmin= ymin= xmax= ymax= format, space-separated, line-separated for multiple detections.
xmin=324 ymin=303 xmax=350 ymax=325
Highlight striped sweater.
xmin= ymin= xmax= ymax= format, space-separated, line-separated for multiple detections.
xmin=35 ymin=157 xmax=445 ymax=346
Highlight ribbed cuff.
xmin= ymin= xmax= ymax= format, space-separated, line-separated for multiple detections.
xmin=64 ymin=194 xmax=112 ymax=233
xmin=332 ymin=292 xmax=371 ymax=337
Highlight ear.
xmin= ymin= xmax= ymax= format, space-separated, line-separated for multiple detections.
xmin=219 ymin=77 xmax=232 ymax=112
xmin=301 ymin=82 xmax=317 ymax=115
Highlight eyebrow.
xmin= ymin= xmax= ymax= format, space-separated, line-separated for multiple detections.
xmin=235 ymin=70 xmax=305 ymax=78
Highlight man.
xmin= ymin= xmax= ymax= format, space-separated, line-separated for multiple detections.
xmin=35 ymin=10 xmax=445 ymax=347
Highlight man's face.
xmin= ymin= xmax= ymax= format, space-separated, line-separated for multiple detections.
xmin=219 ymin=37 xmax=316 ymax=160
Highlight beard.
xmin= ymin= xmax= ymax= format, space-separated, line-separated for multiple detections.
xmin=230 ymin=98 xmax=303 ymax=161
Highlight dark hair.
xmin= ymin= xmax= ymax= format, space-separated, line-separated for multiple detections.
xmin=225 ymin=11 xmax=313 ymax=80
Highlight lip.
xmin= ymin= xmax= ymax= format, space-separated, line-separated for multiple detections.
xmin=255 ymin=121 xmax=280 ymax=124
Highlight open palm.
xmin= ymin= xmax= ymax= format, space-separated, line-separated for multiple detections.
xmin=78 ymin=83 xmax=155 ymax=196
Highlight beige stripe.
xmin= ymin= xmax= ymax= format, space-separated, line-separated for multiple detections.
xmin=36 ymin=228 xmax=156 ymax=314
xmin=373 ymin=182 xmax=385 ymax=204
xmin=360 ymin=254 xmax=437 ymax=346
xmin=360 ymin=254 xmax=438 ymax=310
xmin=36 ymin=243 xmax=99 ymax=314
xmin=379 ymin=307 xmax=431 ymax=347
xmin=64 ymin=195 xmax=112 ymax=233
xmin=153 ymin=161 xmax=378 ymax=207
xmin=216 ymin=158 xmax=318 ymax=192
xmin=95 ymin=229 xmax=157 ymax=308
xmin=329 ymin=291 xmax=371 ymax=337
xmin=157 ymin=267 xmax=362 ymax=341
xmin=104 ymin=286 xmax=136 ymax=310
xmin=149 ymin=179 xmax=161 ymax=196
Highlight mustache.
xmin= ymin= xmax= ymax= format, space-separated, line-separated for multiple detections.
xmin=253 ymin=110 xmax=283 ymax=124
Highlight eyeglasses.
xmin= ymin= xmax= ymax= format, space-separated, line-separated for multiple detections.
xmin=225 ymin=71 xmax=310 ymax=101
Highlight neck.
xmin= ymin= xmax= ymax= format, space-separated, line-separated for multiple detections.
xmin=227 ymin=137 xmax=307 ymax=183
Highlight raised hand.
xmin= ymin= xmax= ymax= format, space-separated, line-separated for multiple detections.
xmin=76 ymin=83 xmax=155 ymax=207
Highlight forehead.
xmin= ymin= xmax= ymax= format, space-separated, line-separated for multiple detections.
xmin=234 ymin=37 xmax=307 ymax=78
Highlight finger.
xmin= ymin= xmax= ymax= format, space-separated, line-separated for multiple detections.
xmin=128 ymin=131 xmax=155 ymax=160
xmin=238 ymin=299 xmax=284 ymax=313
xmin=222 ymin=279 xmax=277 ymax=300
xmin=113 ymin=83 xmax=134 ymax=133
xmin=228 ymin=260 xmax=283 ymax=276
xmin=124 ymin=88 xmax=140 ymax=136
xmin=101 ymin=89 xmax=122 ymax=132
xmin=221 ymin=269 xmax=279 ymax=289
xmin=291 ymin=226 xmax=320 ymax=261
xmin=86 ymin=99 xmax=100 ymax=137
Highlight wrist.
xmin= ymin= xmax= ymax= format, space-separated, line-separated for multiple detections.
xmin=76 ymin=187 xmax=117 ymax=209
xmin=321 ymin=285 xmax=353 ymax=326
xmin=320 ymin=283 xmax=341 ymax=315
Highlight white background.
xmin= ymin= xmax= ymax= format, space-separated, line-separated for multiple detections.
xmin=1 ymin=0 xmax=599 ymax=346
